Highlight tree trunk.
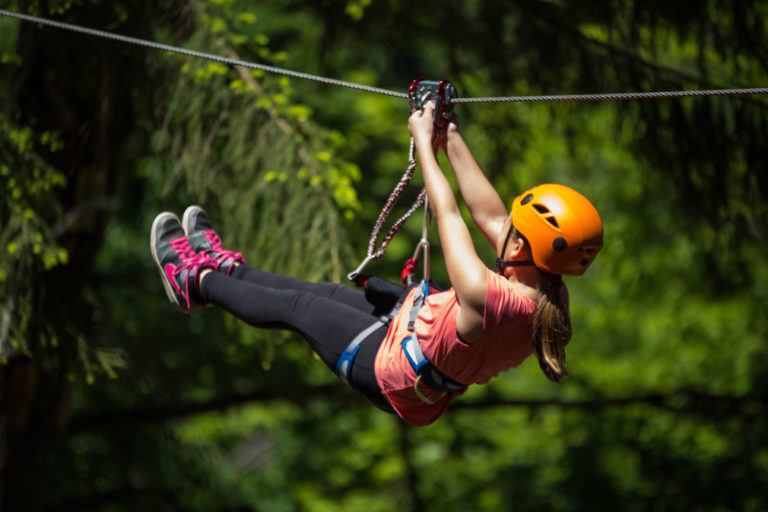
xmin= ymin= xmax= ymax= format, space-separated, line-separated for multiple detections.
xmin=0 ymin=4 xmax=176 ymax=510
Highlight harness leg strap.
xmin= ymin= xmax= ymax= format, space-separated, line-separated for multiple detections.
xmin=335 ymin=320 xmax=386 ymax=385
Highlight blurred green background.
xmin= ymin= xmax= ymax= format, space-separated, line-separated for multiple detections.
xmin=1 ymin=1 xmax=767 ymax=510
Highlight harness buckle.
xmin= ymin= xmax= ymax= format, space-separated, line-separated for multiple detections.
xmin=401 ymin=334 xmax=468 ymax=397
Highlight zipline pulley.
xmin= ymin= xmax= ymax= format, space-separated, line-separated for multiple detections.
xmin=409 ymin=78 xmax=459 ymax=147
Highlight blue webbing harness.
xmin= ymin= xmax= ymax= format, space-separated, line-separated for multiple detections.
xmin=335 ymin=318 xmax=388 ymax=386
xmin=335 ymin=280 xmax=468 ymax=402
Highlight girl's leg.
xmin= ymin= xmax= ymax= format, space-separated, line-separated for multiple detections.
xmin=200 ymin=271 xmax=393 ymax=411
xmin=230 ymin=265 xmax=375 ymax=312
xmin=175 ymin=205 xmax=394 ymax=409
xmin=229 ymin=265 xmax=400 ymax=318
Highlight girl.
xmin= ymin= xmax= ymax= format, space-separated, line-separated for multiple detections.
xmin=150 ymin=102 xmax=603 ymax=426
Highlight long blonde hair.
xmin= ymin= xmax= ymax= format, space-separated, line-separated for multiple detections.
xmin=532 ymin=270 xmax=571 ymax=382
xmin=501 ymin=229 xmax=572 ymax=381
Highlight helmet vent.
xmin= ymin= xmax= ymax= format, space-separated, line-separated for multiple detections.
xmin=532 ymin=204 xmax=560 ymax=229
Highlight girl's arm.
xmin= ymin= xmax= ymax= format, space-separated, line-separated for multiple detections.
xmin=409 ymin=104 xmax=487 ymax=342
xmin=442 ymin=123 xmax=509 ymax=248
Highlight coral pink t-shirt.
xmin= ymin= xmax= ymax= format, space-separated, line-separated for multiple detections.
xmin=375 ymin=268 xmax=538 ymax=426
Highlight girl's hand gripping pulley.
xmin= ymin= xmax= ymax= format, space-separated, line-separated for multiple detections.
xmin=408 ymin=78 xmax=459 ymax=151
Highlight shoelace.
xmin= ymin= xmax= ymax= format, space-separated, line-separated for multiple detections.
xmin=168 ymin=237 xmax=209 ymax=309
xmin=169 ymin=236 xmax=197 ymax=260
xmin=202 ymin=230 xmax=244 ymax=270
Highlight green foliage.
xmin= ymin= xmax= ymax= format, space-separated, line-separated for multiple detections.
xmin=0 ymin=114 xmax=68 ymax=358
xmin=1 ymin=1 xmax=767 ymax=511
xmin=0 ymin=0 xmax=97 ymax=15
xmin=149 ymin=0 xmax=360 ymax=283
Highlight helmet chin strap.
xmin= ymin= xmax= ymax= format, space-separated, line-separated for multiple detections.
xmin=496 ymin=223 xmax=535 ymax=274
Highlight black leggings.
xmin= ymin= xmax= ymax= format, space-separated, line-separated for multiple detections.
xmin=200 ymin=265 xmax=397 ymax=412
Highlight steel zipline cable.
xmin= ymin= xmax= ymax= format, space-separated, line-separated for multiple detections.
xmin=2 ymin=9 xmax=767 ymax=104
xmin=451 ymin=88 xmax=768 ymax=103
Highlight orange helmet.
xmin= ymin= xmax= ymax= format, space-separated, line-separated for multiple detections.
xmin=499 ymin=184 xmax=603 ymax=276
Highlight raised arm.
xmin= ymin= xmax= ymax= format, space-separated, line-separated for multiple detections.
xmin=408 ymin=104 xmax=487 ymax=342
xmin=442 ymin=122 xmax=508 ymax=248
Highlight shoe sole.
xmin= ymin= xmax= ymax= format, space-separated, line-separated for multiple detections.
xmin=150 ymin=212 xmax=188 ymax=314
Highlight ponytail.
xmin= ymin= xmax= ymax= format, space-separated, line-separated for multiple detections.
xmin=531 ymin=271 xmax=571 ymax=382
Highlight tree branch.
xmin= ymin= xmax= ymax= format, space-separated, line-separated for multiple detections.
xmin=451 ymin=389 xmax=768 ymax=417
xmin=66 ymin=384 xmax=344 ymax=434
xmin=65 ymin=385 xmax=767 ymax=435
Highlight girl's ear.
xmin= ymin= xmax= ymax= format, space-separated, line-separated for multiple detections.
xmin=506 ymin=234 xmax=527 ymax=258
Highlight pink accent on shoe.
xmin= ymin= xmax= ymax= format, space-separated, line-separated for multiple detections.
xmin=164 ymin=262 xmax=187 ymax=306
xmin=201 ymin=229 xmax=245 ymax=275
xmin=165 ymin=259 xmax=195 ymax=310
xmin=165 ymin=254 xmax=219 ymax=310
xmin=165 ymin=236 xmax=218 ymax=310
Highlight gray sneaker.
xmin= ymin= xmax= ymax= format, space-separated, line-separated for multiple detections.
xmin=150 ymin=212 xmax=215 ymax=312
xmin=182 ymin=205 xmax=245 ymax=276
